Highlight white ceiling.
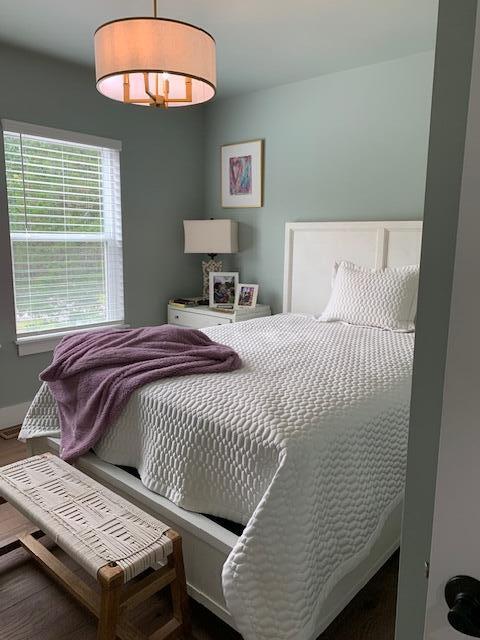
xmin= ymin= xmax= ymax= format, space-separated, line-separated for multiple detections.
xmin=0 ymin=0 xmax=438 ymax=97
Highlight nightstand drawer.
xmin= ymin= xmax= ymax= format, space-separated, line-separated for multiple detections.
xmin=168 ymin=308 xmax=232 ymax=328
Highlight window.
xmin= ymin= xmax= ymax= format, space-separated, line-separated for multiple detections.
xmin=3 ymin=120 xmax=124 ymax=345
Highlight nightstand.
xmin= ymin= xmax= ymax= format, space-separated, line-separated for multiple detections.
xmin=167 ymin=304 xmax=271 ymax=329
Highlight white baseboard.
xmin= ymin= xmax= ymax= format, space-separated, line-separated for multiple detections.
xmin=0 ymin=401 xmax=31 ymax=429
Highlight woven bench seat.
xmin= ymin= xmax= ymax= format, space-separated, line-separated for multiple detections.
xmin=0 ymin=453 xmax=190 ymax=640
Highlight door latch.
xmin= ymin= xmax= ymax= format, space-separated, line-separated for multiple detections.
xmin=425 ymin=560 xmax=430 ymax=579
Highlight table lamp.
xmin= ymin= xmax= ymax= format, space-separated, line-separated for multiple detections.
xmin=184 ymin=219 xmax=239 ymax=298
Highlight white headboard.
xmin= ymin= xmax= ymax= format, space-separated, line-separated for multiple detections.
xmin=283 ymin=220 xmax=423 ymax=314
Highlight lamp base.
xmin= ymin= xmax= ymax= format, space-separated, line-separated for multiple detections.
xmin=202 ymin=259 xmax=223 ymax=298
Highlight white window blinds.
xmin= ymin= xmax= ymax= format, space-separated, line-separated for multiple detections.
xmin=3 ymin=121 xmax=124 ymax=337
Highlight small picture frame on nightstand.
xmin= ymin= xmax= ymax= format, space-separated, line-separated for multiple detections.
xmin=235 ymin=284 xmax=259 ymax=309
xmin=209 ymin=272 xmax=239 ymax=308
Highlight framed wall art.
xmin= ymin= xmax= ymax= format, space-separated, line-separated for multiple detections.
xmin=221 ymin=139 xmax=264 ymax=208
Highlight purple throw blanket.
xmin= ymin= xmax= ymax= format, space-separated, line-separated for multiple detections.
xmin=40 ymin=325 xmax=242 ymax=461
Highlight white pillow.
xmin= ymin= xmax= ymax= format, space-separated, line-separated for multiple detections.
xmin=320 ymin=261 xmax=419 ymax=331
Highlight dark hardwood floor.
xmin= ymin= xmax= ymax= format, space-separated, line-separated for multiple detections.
xmin=0 ymin=435 xmax=398 ymax=639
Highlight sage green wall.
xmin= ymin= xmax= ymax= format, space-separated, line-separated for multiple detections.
xmin=0 ymin=43 xmax=205 ymax=408
xmin=0 ymin=45 xmax=436 ymax=411
xmin=204 ymin=52 xmax=434 ymax=312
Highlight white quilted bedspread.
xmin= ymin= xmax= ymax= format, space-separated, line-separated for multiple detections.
xmin=21 ymin=314 xmax=414 ymax=640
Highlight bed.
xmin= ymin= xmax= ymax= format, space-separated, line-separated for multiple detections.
xmin=22 ymin=220 xmax=423 ymax=640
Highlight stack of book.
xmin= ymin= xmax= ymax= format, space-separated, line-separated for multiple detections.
xmin=213 ymin=306 xmax=234 ymax=313
xmin=168 ymin=297 xmax=206 ymax=309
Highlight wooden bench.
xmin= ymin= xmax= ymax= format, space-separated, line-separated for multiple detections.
xmin=0 ymin=453 xmax=190 ymax=640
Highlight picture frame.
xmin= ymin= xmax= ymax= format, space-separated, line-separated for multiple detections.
xmin=235 ymin=283 xmax=259 ymax=309
xmin=221 ymin=139 xmax=264 ymax=208
xmin=209 ymin=272 xmax=239 ymax=308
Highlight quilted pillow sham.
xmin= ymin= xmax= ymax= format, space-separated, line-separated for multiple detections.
xmin=320 ymin=261 xmax=419 ymax=331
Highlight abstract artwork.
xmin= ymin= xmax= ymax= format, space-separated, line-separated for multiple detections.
xmin=221 ymin=140 xmax=263 ymax=207
xmin=229 ymin=155 xmax=252 ymax=195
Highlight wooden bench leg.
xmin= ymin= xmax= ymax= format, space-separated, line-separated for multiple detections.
xmin=0 ymin=529 xmax=44 ymax=557
xmin=97 ymin=563 xmax=124 ymax=640
xmin=166 ymin=532 xmax=191 ymax=638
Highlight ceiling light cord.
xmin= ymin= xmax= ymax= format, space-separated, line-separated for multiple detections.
xmin=153 ymin=0 xmax=158 ymax=18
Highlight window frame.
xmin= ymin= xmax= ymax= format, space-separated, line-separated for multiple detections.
xmin=2 ymin=120 xmax=126 ymax=356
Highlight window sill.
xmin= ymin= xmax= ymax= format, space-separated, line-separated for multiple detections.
xmin=15 ymin=323 xmax=130 ymax=357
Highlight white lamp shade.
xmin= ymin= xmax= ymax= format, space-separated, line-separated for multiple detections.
xmin=184 ymin=220 xmax=239 ymax=254
xmin=94 ymin=18 xmax=216 ymax=107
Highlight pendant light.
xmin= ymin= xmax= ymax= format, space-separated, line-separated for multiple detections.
xmin=94 ymin=1 xmax=216 ymax=108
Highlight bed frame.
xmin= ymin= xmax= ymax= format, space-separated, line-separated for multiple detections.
xmin=283 ymin=220 xmax=423 ymax=314
xmin=29 ymin=219 xmax=423 ymax=638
